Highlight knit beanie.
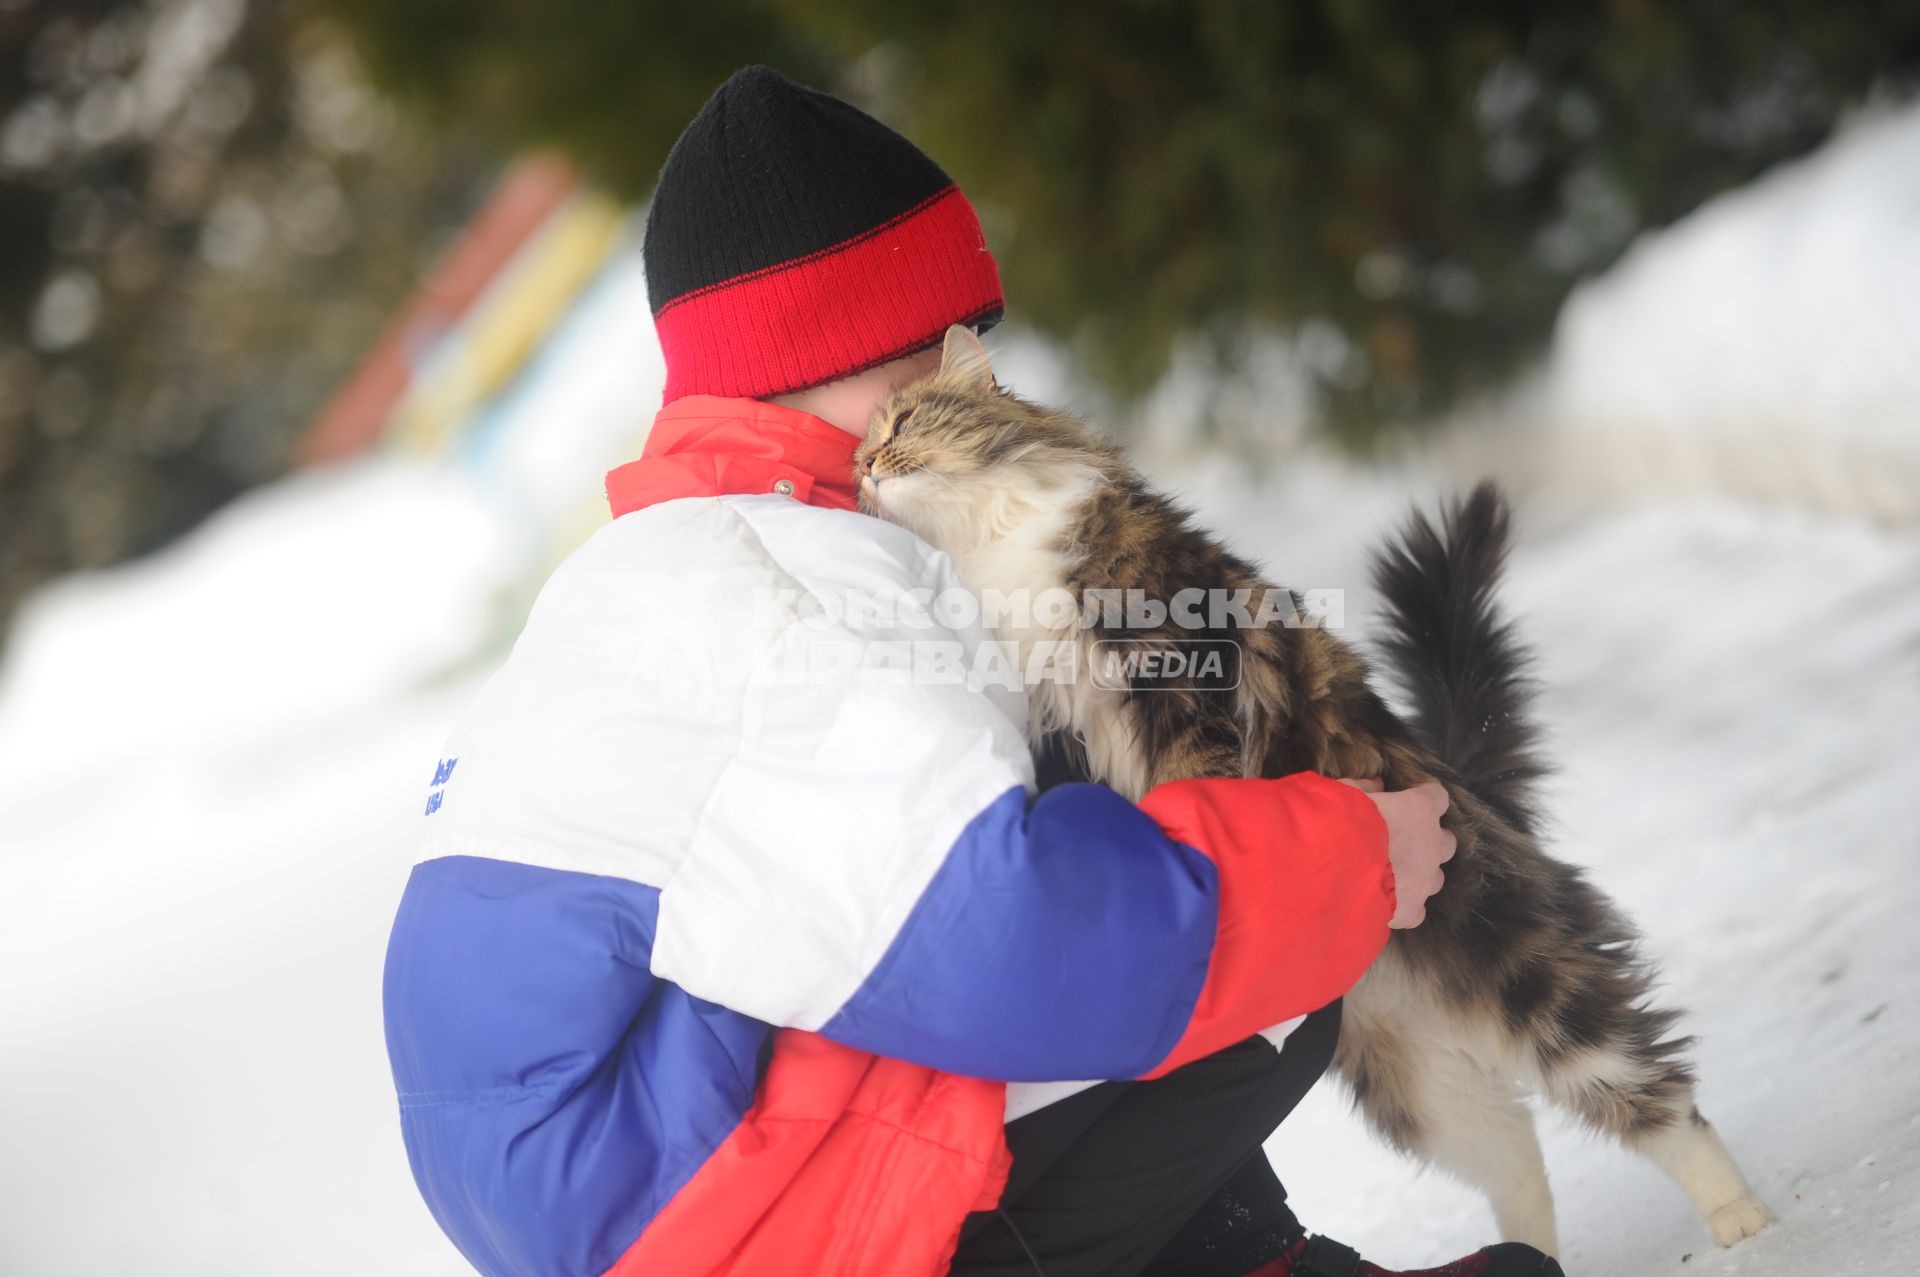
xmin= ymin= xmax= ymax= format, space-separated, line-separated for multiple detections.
xmin=643 ymin=65 xmax=1004 ymax=403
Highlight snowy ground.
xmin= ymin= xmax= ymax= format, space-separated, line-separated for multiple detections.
xmin=2 ymin=106 xmax=1917 ymax=1277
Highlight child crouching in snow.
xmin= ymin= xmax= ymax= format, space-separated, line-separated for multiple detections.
xmin=382 ymin=66 xmax=1554 ymax=1277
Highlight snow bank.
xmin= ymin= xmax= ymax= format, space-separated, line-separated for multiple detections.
xmin=0 ymin=462 xmax=504 ymax=1276
xmin=0 ymin=461 xmax=512 ymax=819
xmin=1520 ymin=101 xmax=1920 ymax=523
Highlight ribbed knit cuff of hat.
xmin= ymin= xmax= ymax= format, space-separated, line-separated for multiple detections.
xmin=643 ymin=65 xmax=1004 ymax=403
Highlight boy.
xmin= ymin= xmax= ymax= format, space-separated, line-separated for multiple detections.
xmin=383 ymin=66 xmax=1560 ymax=1277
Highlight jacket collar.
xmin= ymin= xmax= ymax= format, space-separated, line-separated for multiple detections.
xmin=606 ymin=395 xmax=862 ymax=517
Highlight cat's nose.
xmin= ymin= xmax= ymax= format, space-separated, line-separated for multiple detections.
xmin=856 ymin=456 xmax=874 ymax=477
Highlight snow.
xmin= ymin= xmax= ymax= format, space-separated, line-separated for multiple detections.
xmin=1513 ymin=102 xmax=1920 ymax=524
xmin=0 ymin=463 xmax=512 ymax=814
xmin=0 ymin=464 xmax=504 ymax=1277
xmin=2 ymin=107 xmax=1917 ymax=1277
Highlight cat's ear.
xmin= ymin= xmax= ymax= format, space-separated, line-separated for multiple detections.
xmin=939 ymin=324 xmax=996 ymax=392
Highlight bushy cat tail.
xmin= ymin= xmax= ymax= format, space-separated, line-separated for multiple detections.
xmin=1368 ymin=481 xmax=1548 ymax=835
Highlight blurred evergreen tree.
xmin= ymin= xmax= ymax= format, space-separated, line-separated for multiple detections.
xmin=324 ymin=0 xmax=1920 ymax=437
xmin=0 ymin=0 xmax=495 ymax=632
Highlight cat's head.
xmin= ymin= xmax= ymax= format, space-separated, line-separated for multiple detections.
xmin=854 ymin=325 xmax=1111 ymax=550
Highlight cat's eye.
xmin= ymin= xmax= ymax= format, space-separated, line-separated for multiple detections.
xmin=892 ymin=408 xmax=915 ymax=435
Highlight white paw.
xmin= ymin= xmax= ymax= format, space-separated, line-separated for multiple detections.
xmin=1708 ymin=1196 xmax=1773 ymax=1246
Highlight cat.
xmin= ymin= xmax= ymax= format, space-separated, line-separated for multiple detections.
xmin=851 ymin=324 xmax=1772 ymax=1256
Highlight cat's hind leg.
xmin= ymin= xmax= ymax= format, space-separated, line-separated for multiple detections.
xmin=1633 ymin=1103 xmax=1774 ymax=1246
xmin=1336 ymin=993 xmax=1560 ymax=1255
xmin=1532 ymin=1002 xmax=1770 ymax=1246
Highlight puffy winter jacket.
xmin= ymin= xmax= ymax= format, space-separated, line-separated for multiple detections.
xmin=382 ymin=395 xmax=1396 ymax=1277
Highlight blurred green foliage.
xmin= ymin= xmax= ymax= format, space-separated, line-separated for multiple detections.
xmin=0 ymin=0 xmax=496 ymax=632
xmin=324 ymin=0 xmax=1920 ymax=437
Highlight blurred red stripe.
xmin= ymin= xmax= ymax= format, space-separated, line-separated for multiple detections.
xmin=296 ymin=153 xmax=580 ymax=465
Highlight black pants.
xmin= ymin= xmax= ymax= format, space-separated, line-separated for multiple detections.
xmin=949 ymin=1001 xmax=1341 ymax=1277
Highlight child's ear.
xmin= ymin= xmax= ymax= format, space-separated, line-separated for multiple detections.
xmin=939 ymin=324 xmax=995 ymax=392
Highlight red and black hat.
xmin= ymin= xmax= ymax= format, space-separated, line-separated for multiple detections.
xmin=643 ymin=66 xmax=1004 ymax=403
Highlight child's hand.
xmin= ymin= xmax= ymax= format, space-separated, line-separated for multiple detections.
xmin=1341 ymin=777 xmax=1456 ymax=929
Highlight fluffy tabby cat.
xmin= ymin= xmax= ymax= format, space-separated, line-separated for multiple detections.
xmin=852 ymin=325 xmax=1771 ymax=1256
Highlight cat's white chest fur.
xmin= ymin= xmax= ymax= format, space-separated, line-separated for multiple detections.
xmin=945 ymin=500 xmax=1152 ymax=802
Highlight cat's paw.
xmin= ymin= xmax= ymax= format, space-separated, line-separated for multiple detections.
xmin=1708 ymin=1196 xmax=1773 ymax=1246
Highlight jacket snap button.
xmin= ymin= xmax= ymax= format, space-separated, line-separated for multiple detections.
xmin=772 ymin=478 xmax=795 ymax=496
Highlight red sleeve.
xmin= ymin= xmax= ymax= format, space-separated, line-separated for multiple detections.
xmin=1136 ymin=771 xmax=1394 ymax=1077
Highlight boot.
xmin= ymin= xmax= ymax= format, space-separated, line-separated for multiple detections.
xmin=1242 ymin=1234 xmax=1564 ymax=1277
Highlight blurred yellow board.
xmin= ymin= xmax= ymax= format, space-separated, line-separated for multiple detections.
xmin=388 ymin=190 xmax=628 ymax=457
